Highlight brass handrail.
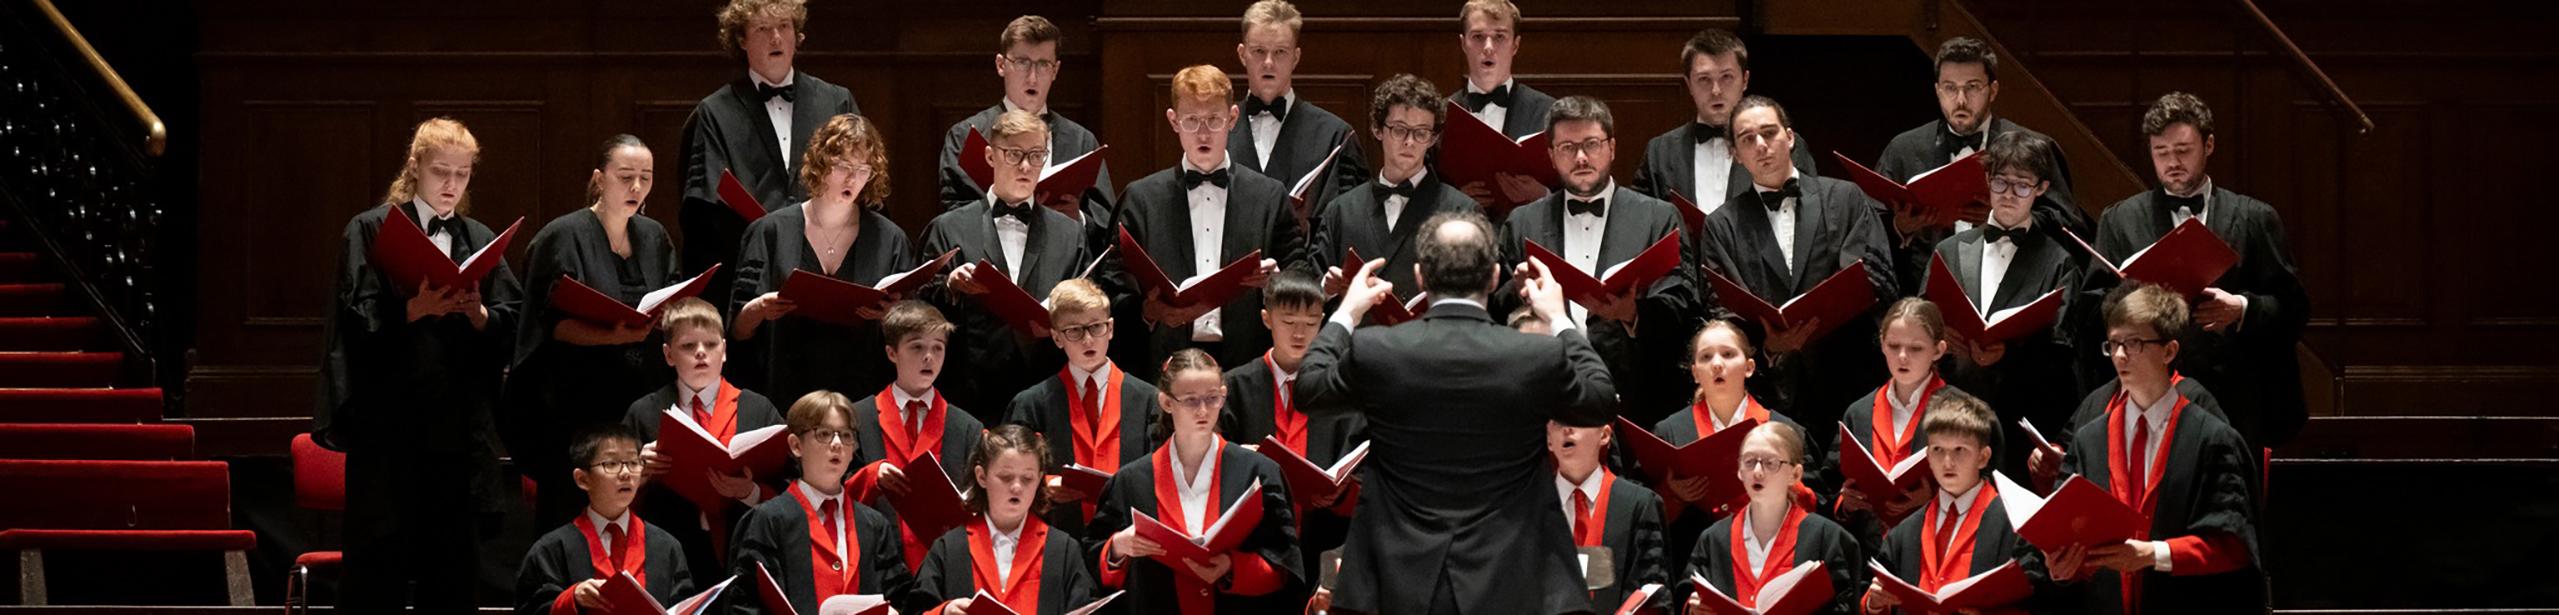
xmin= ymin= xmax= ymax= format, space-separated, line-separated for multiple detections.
xmin=29 ymin=0 xmax=166 ymax=156
xmin=2232 ymin=0 xmax=2372 ymax=135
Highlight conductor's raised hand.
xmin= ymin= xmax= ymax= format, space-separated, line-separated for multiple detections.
xmin=1336 ymin=258 xmax=1394 ymax=321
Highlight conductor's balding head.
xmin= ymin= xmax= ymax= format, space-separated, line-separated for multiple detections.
xmin=1416 ymin=211 xmax=1499 ymax=301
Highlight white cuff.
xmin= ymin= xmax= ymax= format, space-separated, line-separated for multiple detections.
xmin=2151 ymin=540 xmax=2174 ymax=572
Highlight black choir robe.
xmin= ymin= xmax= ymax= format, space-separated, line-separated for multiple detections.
xmin=843 ymin=388 xmax=988 ymax=571
xmin=1644 ymin=401 xmax=1817 ymax=580
xmin=516 ymin=514 xmax=697 ymax=615
xmin=914 ymin=520 xmax=1102 ymax=614
xmin=1494 ymin=185 xmax=1713 ymax=426
xmin=1867 ymin=483 xmax=2053 ymax=615
xmin=2060 ymin=377 xmax=2228 ymax=447
xmin=622 ymin=381 xmax=789 ymax=579
xmin=1306 ymin=172 xmax=1481 ymax=302
xmin=2085 ymin=186 xmax=2310 ymax=450
xmin=2055 ymin=384 xmax=2263 ymax=614
xmin=1100 ymin=163 xmax=1309 ymax=380
xmin=1697 ymin=174 xmax=1899 ymax=436
xmin=1003 ymin=365 xmax=1165 ymax=537
xmin=1220 ymin=354 xmax=1366 ymax=584
xmin=1295 ymin=301 xmax=1618 ymax=615
xmin=1681 ymin=505 xmax=1865 ymax=615
xmin=726 ymin=204 xmax=915 ymax=407
xmin=509 ymin=208 xmax=682 ymax=524
xmin=1924 ymin=225 xmax=2084 ymax=478
xmin=1227 ymin=93 xmax=1371 ymax=227
xmin=1087 ymin=441 xmax=1305 ymax=615
xmin=1632 ymin=120 xmax=1822 ymax=205
xmin=919 ymin=200 xmax=1090 ymax=414
xmin=937 ymin=104 xmax=1117 ymax=258
xmin=1574 ymin=470 xmax=1671 ymax=614
xmin=317 ymin=202 xmax=522 ymax=610
xmin=727 ymin=491 xmax=928 ymax=615
xmin=1821 ymin=379 xmax=1970 ymax=550
xmin=679 ymin=71 xmax=862 ymax=308
xmin=1875 ymin=117 xmax=2092 ymax=296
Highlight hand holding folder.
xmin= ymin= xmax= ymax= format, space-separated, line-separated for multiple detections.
xmin=1438 ymin=100 xmax=1559 ymax=218
xmin=779 ymin=250 xmax=957 ymax=326
xmin=1257 ymin=437 xmax=1370 ymax=508
xmin=1835 ymin=422 xmax=1935 ymax=527
xmin=1866 ymin=559 xmax=2031 ymax=613
xmin=883 ymin=452 xmax=975 ymax=543
xmin=1922 ymin=256 xmax=2063 ymax=344
xmin=654 ymin=410 xmax=790 ymax=512
xmin=2064 ymin=219 xmax=2238 ymax=299
xmin=599 ymin=571 xmax=733 ymax=615
xmin=1834 ymin=151 xmax=1990 ymax=229
xmin=1992 ymin=472 xmax=2146 ymax=552
xmin=1614 ymin=415 xmax=1758 ymax=519
xmin=551 ymin=265 xmax=722 ymax=327
xmin=1703 ymin=260 xmax=1878 ymax=345
xmin=1130 ymin=479 xmax=1267 ymax=567
xmin=370 ymin=207 xmax=523 ymax=293
xmin=1521 ymin=233 xmax=1683 ymax=310
xmin=1689 ymin=562 xmax=1833 ymax=615
xmin=1116 ymin=226 xmax=1264 ymax=308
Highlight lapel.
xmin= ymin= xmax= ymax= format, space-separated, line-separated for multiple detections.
xmin=1159 ymin=176 xmax=1199 ymax=279
xmin=1601 ymin=474 xmax=1637 ymax=560
xmin=1220 ymin=175 xmax=1261 ymax=273
xmin=1117 ymin=384 xmax=1154 ymax=467
xmin=776 ymin=501 xmax=820 ymax=609
xmin=2139 ymin=191 xmax=2177 ymax=248
xmin=1038 ymin=531 xmax=1073 ymax=612
xmin=2203 ymin=186 xmax=2243 ymax=247
xmin=1955 ymin=235 xmax=1986 ymax=302
xmin=1267 ymin=107 xmax=1304 ymax=177
xmin=967 ymin=208 xmax=1016 ymax=276
xmin=1530 ymin=193 xmax=1570 ymax=258
xmin=1788 ymin=181 xmax=1828 ymax=294
xmin=1967 ymin=500 xmax=2014 ymax=573
xmin=786 ymin=73 xmax=829 ymax=177
xmin=1989 ymin=235 xmax=2053 ymax=310
xmin=2150 ymin=405 xmax=2209 ymax=535
xmin=1723 ymin=163 xmax=1755 ymax=201
xmin=1383 ymin=180 xmax=1437 ymax=261
xmin=1725 ymin=201 xmax=1793 ymax=299
xmin=1018 ymin=212 xmax=1057 ymax=283
xmin=1666 ymin=133 xmax=1699 ymax=199
xmin=1213 ymin=444 xmax=1254 ymax=512
xmin=730 ymin=79 xmax=788 ymax=178
xmin=1229 ymin=118 xmax=1265 ymax=172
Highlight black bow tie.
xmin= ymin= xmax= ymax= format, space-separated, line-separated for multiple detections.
xmin=1459 ymin=85 xmax=1512 ymax=113
xmin=1756 ymin=179 xmax=1802 ymax=212
xmin=1982 ymin=224 xmax=2031 ymax=244
xmin=1180 ymin=168 xmax=1231 ymax=190
xmin=1690 ymin=122 xmax=1726 ymax=145
xmin=1566 ymin=196 xmax=1607 ymax=218
xmin=1939 ymin=129 xmax=1986 ymax=159
xmin=2161 ymin=191 xmax=2204 ymax=219
xmin=992 ymin=200 xmax=1037 ymax=223
xmin=1376 ymin=179 xmax=1418 ymax=200
xmin=424 ymin=215 xmax=466 ymax=260
xmin=1243 ymin=95 xmax=1289 ymax=122
xmin=753 ymin=82 xmax=797 ymax=103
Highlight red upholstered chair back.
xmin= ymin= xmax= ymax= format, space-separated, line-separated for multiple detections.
xmin=0 ymin=460 xmax=234 ymax=530
xmin=291 ymin=433 xmax=347 ymax=512
xmin=0 ymin=423 xmax=195 ymax=460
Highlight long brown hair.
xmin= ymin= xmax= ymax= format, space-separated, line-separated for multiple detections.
xmin=965 ymin=424 xmax=1053 ymax=515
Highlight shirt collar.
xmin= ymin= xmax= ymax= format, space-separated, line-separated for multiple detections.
xmin=891 ymin=385 xmax=933 ymax=415
xmin=1752 ymin=168 xmax=1805 ymax=196
xmin=1267 ymin=357 xmax=1296 ymax=386
xmin=410 ymin=197 xmax=454 ymax=225
xmin=1378 ymin=167 xmax=1431 ymax=190
xmin=1181 ymin=152 xmax=1234 ymax=176
xmin=1566 ymin=180 xmax=1617 ymax=212
xmin=1708 ymin=399 xmax=1751 ymax=431
xmin=1429 ymin=297 xmax=1486 ymax=311
xmin=1167 ymin=438 xmax=1224 ymax=494
xmin=2129 ymin=387 xmax=2180 ymax=436
xmin=1068 ymin=362 xmax=1111 ymax=395
xmin=1887 ymin=382 xmax=1927 ymax=418
xmin=750 ymin=69 xmax=796 ymax=89
xmin=680 ymin=380 xmax=721 ymax=411
xmin=794 ymin=480 xmax=840 ymax=509
xmin=1466 ymin=78 xmax=1517 ymax=95
xmin=1946 ymin=115 xmax=1996 ymax=140
xmin=986 ymin=516 xmax=1024 ymax=547
xmin=1555 ymin=468 xmax=1606 ymax=505
xmin=585 ymin=506 xmax=630 ymax=534
xmin=1937 ymin=479 xmax=1985 ymax=518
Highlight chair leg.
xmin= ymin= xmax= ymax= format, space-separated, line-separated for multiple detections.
xmin=285 ymin=565 xmax=306 ymax=615
xmin=222 ymin=550 xmax=252 ymax=607
xmin=14 ymin=549 xmax=43 ymax=606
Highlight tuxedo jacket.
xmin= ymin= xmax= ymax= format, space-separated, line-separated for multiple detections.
xmin=919 ymin=200 xmax=1091 ymax=414
xmin=2056 ymin=387 xmax=2264 ymax=614
xmin=622 ymin=382 xmax=788 ymax=575
xmin=938 ymin=104 xmax=1118 ymax=258
xmin=1295 ymin=301 xmax=1618 ymax=615
xmin=1100 ymin=164 xmax=1309 ymax=379
xmin=1926 ymin=226 xmax=2087 ymax=475
xmin=1875 ymin=117 xmax=2092 ymax=302
xmin=1087 ymin=443 xmax=1306 ymax=615
xmin=1682 ymin=508 xmax=1866 ymax=615
xmin=913 ymin=521 xmax=1102 ymax=614
xmin=1633 ymin=121 xmax=1823 ymax=205
xmin=516 ymin=517 xmax=696 ymax=615
xmin=1495 ymin=185 xmax=1712 ymax=426
xmin=678 ymin=71 xmax=862 ymax=303
xmin=726 ymin=495 xmax=928 ymax=615
xmin=1306 ymin=172 xmax=1481 ymax=299
xmin=1228 ymin=95 xmax=1372 ymax=228
xmin=1450 ymin=81 xmax=1558 ymax=140
xmin=2086 ymin=186 xmax=2310 ymax=450
xmin=1697 ymin=175 xmax=1898 ymax=427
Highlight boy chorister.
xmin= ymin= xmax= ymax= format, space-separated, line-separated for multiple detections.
xmin=1005 ymin=278 xmax=1165 ymax=537
xmin=678 ymin=0 xmax=862 ymax=305
xmin=1091 ymin=349 xmax=1304 ymax=615
xmin=923 ymin=108 xmax=1092 ymax=415
xmin=842 ymin=301 xmax=988 ymax=572
xmin=1925 ymin=131 xmax=2085 ymax=480
xmin=1858 ymin=392 xmax=2050 ymax=615
xmin=1549 ymin=420 xmax=1670 ymax=613
xmin=517 ymin=425 xmax=697 ymax=614
xmin=625 ymin=297 xmax=787 ymax=577
xmin=727 ymin=391 xmax=928 ymax=614
xmin=1221 ymin=271 xmax=1364 ymax=583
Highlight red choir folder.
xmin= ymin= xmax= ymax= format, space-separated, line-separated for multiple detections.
xmin=959 ymin=127 xmax=1112 ymax=202
xmin=779 ymin=249 xmax=958 ymax=326
xmin=884 ymin=452 xmax=975 ymax=543
xmin=1613 ymin=582 xmax=1666 ymax=615
xmin=814 ymin=595 xmax=892 ymax=615
xmin=1613 ymin=415 xmax=1759 ymax=518
xmin=1521 ymin=232 xmax=1683 ymax=308
xmin=1922 ymin=257 xmax=2064 ymax=344
xmin=1344 ymin=247 xmax=1430 ymax=326
xmin=600 ymin=571 xmax=733 ymax=615
xmin=1669 ymin=189 xmax=1708 ymax=235
xmin=1866 ymin=559 xmax=2032 ymax=613
xmin=1050 ymin=463 xmax=1114 ymax=497
xmin=717 ymin=168 xmax=766 ymax=222
xmin=1833 ymin=150 xmax=1989 ymax=228
xmin=1991 ymin=472 xmax=2146 ymax=551
xmin=654 ymin=410 xmax=791 ymax=512
xmin=1438 ymin=100 xmax=1559 ymax=218
xmin=1689 ymin=561 xmax=1833 ymax=615
xmin=2017 ymin=419 xmax=2065 ymax=469
xmin=1287 ymin=138 xmax=1352 ymax=223
xmin=961 ymin=589 xmax=1125 ymax=615
xmin=1115 ymin=226 xmax=1264 ymax=308
xmin=1703 ymin=259 xmax=1877 ymax=344
xmin=1835 ymin=422 xmax=1935 ymax=527
xmin=1130 ymin=479 xmax=1266 ymax=567
xmin=551 ymin=265 xmax=722 ymax=327
xmin=1257 ymin=436 xmax=1371 ymax=508
xmin=2063 ymin=219 xmax=2238 ymax=299
xmin=371 ymin=207 xmax=523 ymax=292
xmin=970 ymin=246 xmax=1112 ymax=336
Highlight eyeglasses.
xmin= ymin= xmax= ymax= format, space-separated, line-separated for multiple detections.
xmin=1003 ymin=55 xmax=1060 ymax=75
xmin=802 ymin=428 xmax=854 ymax=445
xmin=1172 ymin=114 xmax=1230 ymax=134
xmin=1053 ymin=320 xmax=1112 ymax=342
xmin=589 ymin=460 xmax=644 ymax=476
xmin=1935 ymin=81 xmax=1991 ymax=98
xmin=2101 ymin=337 xmax=2170 ymax=357
xmin=993 ymin=146 xmax=1049 ymax=168
xmin=1551 ymin=137 xmax=1613 ymax=158
xmin=1377 ymin=123 xmax=1438 ymax=144
xmin=1988 ymin=177 xmax=2041 ymax=198
xmin=1166 ymin=391 xmax=1227 ymax=410
xmin=1739 ymin=457 xmax=1797 ymax=473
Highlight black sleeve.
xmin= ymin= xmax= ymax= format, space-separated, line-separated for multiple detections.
xmin=1817 ymin=529 xmax=1866 ymax=615
xmin=725 ymin=506 xmax=782 ymax=615
xmin=513 ymin=532 xmax=574 ymax=615
xmin=1626 ymin=491 xmax=1673 ymax=611
xmin=1241 ymin=461 xmax=1307 ymax=595
xmin=1550 ymin=330 xmax=1619 ymax=428
xmin=862 ymin=509 xmax=932 ymax=615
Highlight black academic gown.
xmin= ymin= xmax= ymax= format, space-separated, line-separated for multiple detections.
xmin=1307 ymin=172 xmax=1481 ymax=302
xmin=516 ymin=516 xmax=697 ymax=614
xmin=1644 ymin=404 xmax=1816 ymax=581
xmin=1221 ymin=355 xmax=1366 ymax=584
xmin=318 ymin=202 xmax=521 ymax=612
xmin=2056 ymin=389 xmax=2264 ymax=614
xmin=938 ymin=104 xmax=1117 ymax=258
xmin=919 ymin=200 xmax=1091 ymax=415
xmin=623 ymin=382 xmax=789 ymax=578
xmin=1495 ymin=185 xmax=1712 ymax=426
xmin=1682 ymin=507 xmax=1866 ymax=615
xmin=680 ymin=71 xmax=862 ymax=309
xmin=1100 ymin=163 xmax=1309 ymax=380
xmin=727 ymin=204 xmax=915 ymax=406
xmin=1228 ymin=94 xmax=1371 ymax=228
xmin=1003 ymin=366 xmax=1165 ymax=538
xmin=1822 ymin=381 xmax=1972 ymax=550
xmin=2061 ymin=378 xmax=2227 ymax=447
xmin=510 ymin=208 xmax=682 ymax=525
xmin=1088 ymin=441 xmax=1305 ymax=615
xmin=1697 ymin=175 xmax=1899 ymax=437
xmin=2086 ymin=186 xmax=2310 ymax=450
xmin=1869 ymin=486 xmax=2055 ymax=615
xmin=1633 ymin=120 xmax=1823 ymax=206
xmin=1925 ymin=226 xmax=2084 ymax=477
xmin=914 ymin=521 xmax=1102 ymax=614
xmin=847 ymin=390 xmax=988 ymax=566
xmin=1295 ymin=301 xmax=1617 ymax=615
xmin=1581 ymin=472 xmax=1672 ymax=615
xmin=1875 ymin=117 xmax=2092 ymax=297
xmin=727 ymin=490 xmax=928 ymax=615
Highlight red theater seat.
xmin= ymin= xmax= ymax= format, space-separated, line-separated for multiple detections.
xmin=0 ymin=423 xmax=194 ymax=460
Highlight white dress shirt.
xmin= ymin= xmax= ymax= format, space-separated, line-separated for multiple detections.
xmin=1704 ymin=399 xmax=1751 ymax=434
xmin=585 ymin=507 xmax=633 ymax=560
xmin=1560 ymin=180 xmax=1617 ymax=330
xmin=890 ymin=385 xmax=933 ymax=438
xmin=1741 ymin=506 xmax=1782 ymax=573
xmin=1249 ymin=91 xmax=1291 ymax=167
xmin=1976 ymin=224 xmax=2021 ymax=317
xmin=987 ymin=517 xmax=1025 ymax=586
xmin=1754 ymin=170 xmax=1804 ymax=278
xmin=794 ymin=480 xmax=848 ymax=560
xmin=1694 ymin=134 xmax=1733 ymax=212
xmin=1379 ymin=168 xmax=1431 ymax=230
xmin=1069 ymin=362 xmax=1110 ymax=403
xmin=2125 ymin=387 xmax=2180 ymax=572
xmin=1182 ymin=155 xmax=1234 ymax=341
xmin=1267 ymin=358 xmax=1297 ymax=409
xmin=411 ymin=198 xmax=456 ymax=257
xmin=1555 ymin=469 xmax=1606 ymax=525
xmin=1934 ymin=481 xmax=1986 ymax=554
xmin=1886 ymin=383 xmax=1925 ymax=442
xmin=990 ymin=195 xmax=1032 ymax=283
xmin=752 ymin=70 xmax=797 ymax=163
xmin=1166 ymin=438 xmax=1224 ymax=531
xmin=1464 ymin=78 xmax=1515 ymax=134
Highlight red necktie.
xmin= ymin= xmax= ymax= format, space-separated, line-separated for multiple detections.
xmin=691 ymin=397 xmax=712 ymax=427
xmin=1571 ymin=490 xmax=1593 ymax=543
xmin=604 ymin=522 xmax=629 ymax=572
xmin=903 ymin=400 xmax=928 ymax=441
xmin=2130 ymin=416 xmax=2152 ymax=498
xmin=1934 ymin=502 xmax=1960 ymax=556
xmin=1081 ymin=377 xmax=1102 ymax=431
xmin=819 ymin=499 xmax=842 ymax=554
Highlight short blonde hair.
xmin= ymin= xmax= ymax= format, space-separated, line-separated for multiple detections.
xmin=1459 ymin=0 xmax=1521 ymax=31
xmin=657 ymin=296 xmax=725 ymax=338
xmin=784 ymin=390 xmax=855 ymax=437
xmin=797 ymin=114 xmax=891 ymax=206
xmin=381 ymin=117 xmax=480 ymax=213
xmin=715 ymin=0 xmax=808 ymax=63
xmin=1242 ymin=0 xmax=1303 ymax=37
xmin=997 ymin=15 xmax=1062 ymax=54
xmin=1171 ymin=65 xmax=1233 ymax=109
xmin=990 ymin=109 xmax=1050 ymax=144
xmin=2104 ymin=283 xmax=2191 ymax=340
xmin=1046 ymin=278 xmax=1110 ymax=319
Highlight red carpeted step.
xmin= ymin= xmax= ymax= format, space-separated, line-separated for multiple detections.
xmin=0 ymin=388 xmax=163 ymax=422
xmin=0 ymin=283 xmax=68 ymax=316
xmin=0 ymin=316 xmax=101 ymax=351
xmin=0 ymin=423 xmax=195 ymax=460
xmin=0 ymin=252 xmax=37 ymax=282
xmin=0 ymin=352 xmax=122 ymax=388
